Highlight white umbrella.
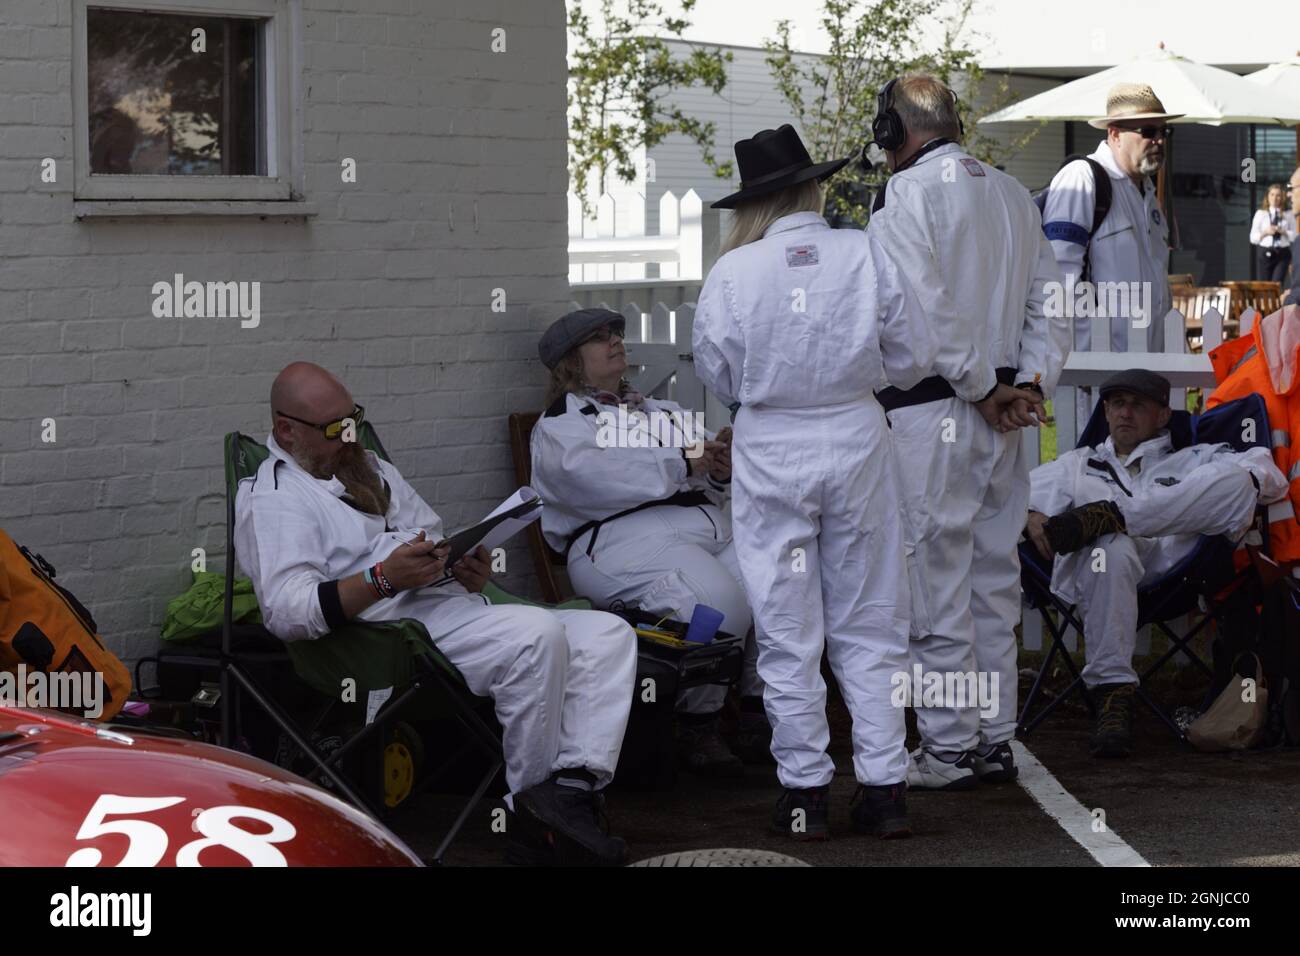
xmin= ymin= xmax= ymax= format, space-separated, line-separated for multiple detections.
xmin=1245 ymin=53 xmax=1300 ymax=99
xmin=980 ymin=45 xmax=1300 ymax=126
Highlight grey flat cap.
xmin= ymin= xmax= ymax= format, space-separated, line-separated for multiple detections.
xmin=538 ymin=308 xmax=626 ymax=369
xmin=1099 ymin=368 xmax=1171 ymax=406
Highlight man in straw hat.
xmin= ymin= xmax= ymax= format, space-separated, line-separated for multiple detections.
xmin=1041 ymin=82 xmax=1183 ymax=372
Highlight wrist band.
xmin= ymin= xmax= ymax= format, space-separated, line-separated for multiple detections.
xmin=363 ymin=566 xmax=385 ymax=600
xmin=373 ymin=561 xmax=397 ymax=599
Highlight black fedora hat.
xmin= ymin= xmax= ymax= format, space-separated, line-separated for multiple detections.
xmin=711 ymin=124 xmax=853 ymax=210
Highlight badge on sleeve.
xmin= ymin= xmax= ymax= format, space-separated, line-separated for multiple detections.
xmin=786 ymin=244 xmax=819 ymax=267
xmin=959 ymin=158 xmax=985 ymax=177
xmin=1152 ymin=209 xmax=1162 ymax=226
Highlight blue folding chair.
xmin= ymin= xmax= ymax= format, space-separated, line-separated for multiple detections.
xmin=1018 ymin=393 xmax=1273 ymax=740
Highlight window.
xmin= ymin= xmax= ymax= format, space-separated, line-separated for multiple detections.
xmin=73 ymin=0 xmax=300 ymax=204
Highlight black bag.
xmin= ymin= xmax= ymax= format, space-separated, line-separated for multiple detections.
xmin=1032 ymin=155 xmax=1113 ymax=281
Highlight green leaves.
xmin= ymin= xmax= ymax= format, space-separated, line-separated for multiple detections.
xmin=567 ymin=0 xmax=734 ymax=217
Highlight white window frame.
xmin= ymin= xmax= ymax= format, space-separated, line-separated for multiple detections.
xmin=72 ymin=0 xmax=301 ymax=203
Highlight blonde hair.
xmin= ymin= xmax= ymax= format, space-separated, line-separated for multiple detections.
xmin=720 ymin=178 xmax=825 ymax=255
xmin=1262 ymin=183 xmax=1286 ymax=210
xmin=542 ymin=350 xmax=631 ymax=408
xmin=892 ymin=73 xmax=962 ymax=142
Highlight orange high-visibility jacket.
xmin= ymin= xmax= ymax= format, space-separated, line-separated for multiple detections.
xmin=1208 ymin=305 xmax=1300 ymax=564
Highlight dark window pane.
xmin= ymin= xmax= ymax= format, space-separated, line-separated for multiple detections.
xmin=87 ymin=7 xmax=261 ymax=176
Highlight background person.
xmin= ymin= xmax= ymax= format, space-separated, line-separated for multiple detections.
xmin=1249 ymin=183 xmax=1296 ymax=285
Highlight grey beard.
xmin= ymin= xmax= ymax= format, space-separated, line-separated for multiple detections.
xmin=1138 ymin=155 xmax=1161 ymax=176
xmin=291 ymin=442 xmax=390 ymax=517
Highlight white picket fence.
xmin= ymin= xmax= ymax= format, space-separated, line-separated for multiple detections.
xmin=567 ymin=189 xmax=718 ymax=284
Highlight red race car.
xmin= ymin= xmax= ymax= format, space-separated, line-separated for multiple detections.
xmin=0 ymin=706 xmax=422 ymax=867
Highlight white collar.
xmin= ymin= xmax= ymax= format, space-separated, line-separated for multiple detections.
xmin=762 ymin=211 xmax=829 ymax=239
xmin=1102 ymin=430 xmax=1172 ymax=468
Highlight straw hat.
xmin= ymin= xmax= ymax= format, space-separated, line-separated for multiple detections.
xmin=1088 ymin=82 xmax=1185 ymax=129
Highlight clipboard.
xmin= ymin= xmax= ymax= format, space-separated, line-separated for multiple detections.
xmin=437 ymin=497 xmax=544 ymax=566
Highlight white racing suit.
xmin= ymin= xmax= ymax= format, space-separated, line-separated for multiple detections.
xmin=693 ymin=210 xmax=942 ymax=789
xmin=530 ymin=391 xmax=760 ymax=713
xmin=1029 ymin=432 xmax=1287 ymax=686
xmin=234 ymin=434 xmax=639 ymax=801
xmin=868 ymin=142 xmax=1070 ymax=751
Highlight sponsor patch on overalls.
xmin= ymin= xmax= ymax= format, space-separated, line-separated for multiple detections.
xmin=960 ymin=158 xmax=985 ymax=177
xmin=785 ymin=244 xmax=819 ymax=267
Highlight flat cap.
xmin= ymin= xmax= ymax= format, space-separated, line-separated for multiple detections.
xmin=538 ymin=308 xmax=626 ymax=370
xmin=1099 ymin=368 xmax=1171 ymax=406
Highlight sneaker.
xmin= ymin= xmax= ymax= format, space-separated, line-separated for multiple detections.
xmin=906 ymin=748 xmax=979 ymax=791
xmin=770 ymin=785 xmax=830 ymax=841
xmin=1090 ymin=683 xmax=1136 ymax=758
xmin=512 ymin=774 xmax=629 ymax=866
xmin=850 ymin=783 xmax=912 ymax=839
xmin=1045 ymin=500 xmax=1127 ymax=554
xmin=971 ymin=742 xmax=1018 ymax=783
xmin=730 ymin=707 xmax=776 ymax=765
xmin=677 ymin=717 xmax=745 ymax=777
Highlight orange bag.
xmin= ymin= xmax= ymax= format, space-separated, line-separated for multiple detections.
xmin=0 ymin=528 xmax=130 ymax=720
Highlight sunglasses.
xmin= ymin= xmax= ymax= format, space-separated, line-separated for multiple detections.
xmin=1113 ymin=124 xmax=1172 ymax=140
xmin=275 ymin=404 xmax=365 ymax=440
xmin=582 ymin=325 xmax=624 ymax=345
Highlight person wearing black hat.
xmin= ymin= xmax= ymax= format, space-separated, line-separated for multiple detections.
xmin=694 ymin=122 xmax=946 ymax=840
xmin=1025 ymin=369 xmax=1286 ymax=757
xmin=530 ymin=307 xmax=766 ymax=777
xmin=865 ymin=73 xmax=1070 ymax=792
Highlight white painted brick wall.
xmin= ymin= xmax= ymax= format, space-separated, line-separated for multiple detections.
xmin=0 ymin=0 xmax=571 ymax=666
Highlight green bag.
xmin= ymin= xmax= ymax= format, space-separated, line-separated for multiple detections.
xmin=161 ymin=570 xmax=261 ymax=642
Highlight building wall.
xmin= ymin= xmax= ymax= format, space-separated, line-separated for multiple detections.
xmin=0 ymin=0 xmax=572 ymax=665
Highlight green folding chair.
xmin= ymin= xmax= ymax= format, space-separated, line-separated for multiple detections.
xmin=164 ymin=424 xmax=505 ymax=864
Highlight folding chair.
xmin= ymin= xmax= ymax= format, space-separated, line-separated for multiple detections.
xmin=155 ymin=425 xmax=504 ymax=864
xmin=1018 ymin=393 xmax=1274 ymax=741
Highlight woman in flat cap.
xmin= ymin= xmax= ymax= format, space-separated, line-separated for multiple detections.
xmin=530 ymin=307 xmax=767 ymax=777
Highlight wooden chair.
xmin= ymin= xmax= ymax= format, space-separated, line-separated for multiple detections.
xmin=1168 ymin=272 xmax=1195 ymax=292
xmin=1171 ymin=285 xmax=1232 ymax=350
xmin=506 ymin=411 xmax=573 ymax=604
xmin=1222 ymin=280 xmax=1283 ymax=326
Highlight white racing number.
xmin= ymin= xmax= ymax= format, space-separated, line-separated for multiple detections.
xmin=66 ymin=795 xmax=297 ymax=867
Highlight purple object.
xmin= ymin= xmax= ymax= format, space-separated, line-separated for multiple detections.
xmin=684 ymin=604 xmax=725 ymax=645
xmin=122 ymin=701 xmax=150 ymax=717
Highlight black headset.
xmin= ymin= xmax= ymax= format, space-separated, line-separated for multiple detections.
xmin=868 ymin=77 xmax=965 ymax=156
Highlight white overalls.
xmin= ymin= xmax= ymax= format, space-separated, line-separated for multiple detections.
xmin=868 ymin=143 xmax=1070 ymax=751
xmin=693 ymin=211 xmax=939 ymax=789
xmin=530 ymin=392 xmax=760 ymax=713
xmin=234 ymin=435 xmax=639 ymax=800
xmin=1029 ymin=433 xmax=1287 ymax=686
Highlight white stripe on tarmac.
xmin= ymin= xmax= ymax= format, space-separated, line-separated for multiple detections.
xmin=1011 ymin=741 xmax=1150 ymax=867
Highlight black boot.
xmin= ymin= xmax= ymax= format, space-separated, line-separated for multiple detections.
xmin=850 ymin=783 xmax=912 ymax=839
xmin=771 ymin=785 xmax=830 ymax=841
xmin=677 ymin=714 xmax=744 ymax=777
xmin=1045 ymin=499 xmax=1127 ymax=555
xmin=1089 ymin=683 xmax=1136 ymax=758
xmin=512 ymin=771 xmax=629 ymax=866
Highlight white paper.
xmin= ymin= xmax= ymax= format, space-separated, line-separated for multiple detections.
xmin=427 ymin=487 xmax=543 ymax=587
xmin=365 ymin=686 xmax=393 ymax=726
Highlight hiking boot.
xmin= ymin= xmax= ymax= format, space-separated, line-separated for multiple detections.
xmin=730 ymin=705 xmax=776 ymax=765
xmin=850 ymin=783 xmax=912 ymax=839
xmin=512 ymin=773 xmax=629 ymax=866
xmin=1045 ymin=500 xmax=1127 ymax=554
xmin=971 ymin=741 xmax=1019 ymax=783
xmin=677 ymin=716 xmax=744 ymax=777
xmin=770 ymin=785 xmax=830 ymax=841
xmin=1090 ymin=683 xmax=1136 ymax=758
xmin=906 ymin=748 xmax=979 ymax=791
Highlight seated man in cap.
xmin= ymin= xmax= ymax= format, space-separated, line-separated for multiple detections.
xmin=235 ymin=362 xmax=639 ymax=865
xmin=530 ymin=308 xmax=768 ymax=775
xmin=1024 ymin=369 xmax=1287 ymax=757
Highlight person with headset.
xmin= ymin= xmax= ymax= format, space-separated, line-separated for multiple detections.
xmin=865 ymin=74 xmax=1070 ymax=790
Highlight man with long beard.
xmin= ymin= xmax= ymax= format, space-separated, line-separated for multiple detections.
xmin=234 ymin=362 xmax=638 ymax=865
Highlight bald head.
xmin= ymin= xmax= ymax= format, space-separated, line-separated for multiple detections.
xmin=271 ymin=362 xmax=353 ymax=421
